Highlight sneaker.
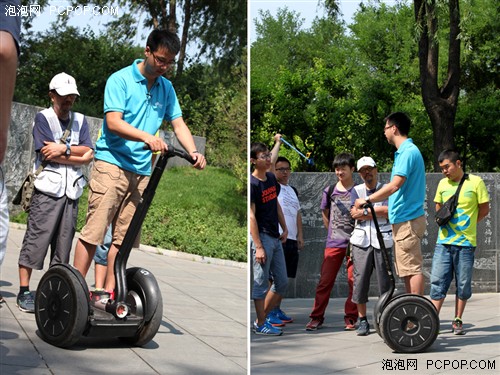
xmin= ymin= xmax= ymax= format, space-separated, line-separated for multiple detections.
xmin=305 ymin=318 xmax=323 ymax=331
xmin=252 ymin=320 xmax=258 ymax=332
xmin=356 ymin=319 xmax=370 ymax=336
xmin=16 ymin=291 xmax=35 ymax=313
xmin=452 ymin=317 xmax=465 ymax=335
xmin=344 ymin=317 xmax=356 ymax=331
xmin=254 ymin=320 xmax=283 ymax=336
xmin=90 ymin=289 xmax=113 ymax=302
xmin=266 ymin=312 xmax=285 ymax=327
xmin=275 ymin=308 xmax=293 ymax=323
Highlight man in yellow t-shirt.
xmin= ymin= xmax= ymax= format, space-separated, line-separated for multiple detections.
xmin=430 ymin=150 xmax=490 ymax=335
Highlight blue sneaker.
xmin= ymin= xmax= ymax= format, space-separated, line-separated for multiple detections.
xmin=356 ymin=319 xmax=370 ymax=336
xmin=275 ymin=308 xmax=293 ymax=323
xmin=267 ymin=311 xmax=285 ymax=327
xmin=254 ymin=320 xmax=283 ymax=336
xmin=16 ymin=291 xmax=35 ymax=313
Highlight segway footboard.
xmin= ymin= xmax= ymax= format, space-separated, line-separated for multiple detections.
xmin=35 ymin=264 xmax=90 ymax=348
xmin=379 ymin=293 xmax=439 ymax=353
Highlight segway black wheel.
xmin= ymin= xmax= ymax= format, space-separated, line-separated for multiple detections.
xmin=35 ymin=265 xmax=89 ymax=348
xmin=379 ymin=295 xmax=439 ymax=353
xmin=119 ymin=268 xmax=163 ymax=346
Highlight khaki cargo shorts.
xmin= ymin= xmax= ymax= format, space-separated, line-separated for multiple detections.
xmin=392 ymin=215 xmax=426 ymax=277
xmin=80 ymin=160 xmax=149 ymax=247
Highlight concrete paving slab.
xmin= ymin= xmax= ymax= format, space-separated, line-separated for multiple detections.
xmin=251 ymin=293 xmax=500 ymax=375
xmin=0 ymin=225 xmax=247 ymax=375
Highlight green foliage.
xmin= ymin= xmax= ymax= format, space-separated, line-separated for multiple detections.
xmin=14 ymin=26 xmax=142 ymax=118
xmin=189 ymin=0 xmax=248 ymax=72
xmin=455 ymin=86 xmax=500 ymax=172
xmin=251 ymin=2 xmax=499 ymax=172
xmin=176 ymin=53 xmax=248 ymax=195
xmin=16 ymin=16 xmax=247 ymax=190
xmin=140 ymin=166 xmax=246 ymax=262
xmin=11 ymin=166 xmax=247 ymax=262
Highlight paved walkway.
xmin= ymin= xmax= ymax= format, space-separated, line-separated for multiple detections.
xmin=0 ymin=225 xmax=247 ymax=375
xmin=251 ymin=294 xmax=500 ymax=375
xmin=3 ymin=225 xmax=499 ymax=375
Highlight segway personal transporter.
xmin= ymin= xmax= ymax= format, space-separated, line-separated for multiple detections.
xmin=34 ymin=145 xmax=195 ymax=348
xmin=366 ymin=202 xmax=439 ymax=353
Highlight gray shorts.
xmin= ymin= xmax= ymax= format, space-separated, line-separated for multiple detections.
xmin=18 ymin=190 xmax=78 ymax=270
xmin=351 ymin=244 xmax=392 ymax=305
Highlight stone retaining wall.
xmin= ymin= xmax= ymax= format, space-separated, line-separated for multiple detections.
xmin=4 ymin=102 xmax=206 ymax=214
xmin=285 ymin=171 xmax=499 ymax=298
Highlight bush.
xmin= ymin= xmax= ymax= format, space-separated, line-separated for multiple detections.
xmin=12 ymin=166 xmax=247 ymax=263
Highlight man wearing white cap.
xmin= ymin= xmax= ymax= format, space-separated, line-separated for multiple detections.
xmin=349 ymin=156 xmax=392 ymax=336
xmin=16 ymin=72 xmax=94 ymax=313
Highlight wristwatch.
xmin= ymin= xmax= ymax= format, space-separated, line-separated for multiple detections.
xmin=65 ymin=143 xmax=71 ymax=156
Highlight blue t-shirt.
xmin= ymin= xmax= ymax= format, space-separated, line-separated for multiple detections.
xmin=388 ymin=138 xmax=425 ymax=224
xmin=95 ymin=59 xmax=182 ymax=175
xmin=33 ymin=111 xmax=93 ymax=153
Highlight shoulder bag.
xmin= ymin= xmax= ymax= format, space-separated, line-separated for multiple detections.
xmin=435 ymin=173 xmax=468 ymax=226
xmin=12 ymin=112 xmax=74 ymax=212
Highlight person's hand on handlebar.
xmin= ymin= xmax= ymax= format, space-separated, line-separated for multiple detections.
xmin=144 ymin=136 xmax=168 ymax=154
xmin=190 ymin=150 xmax=206 ymax=170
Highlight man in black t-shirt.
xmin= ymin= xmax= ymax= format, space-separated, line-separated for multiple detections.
xmin=250 ymin=142 xmax=288 ymax=336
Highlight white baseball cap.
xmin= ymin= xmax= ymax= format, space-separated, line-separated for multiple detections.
xmin=357 ymin=156 xmax=376 ymax=171
xmin=49 ymin=72 xmax=80 ymax=96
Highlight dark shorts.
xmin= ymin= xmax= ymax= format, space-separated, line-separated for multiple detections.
xmin=268 ymin=239 xmax=299 ymax=281
xmin=0 ymin=0 xmax=21 ymax=55
xmin=282 ymin=239 xmax=299 ymax=278
xmin=351 ymin=244 xmax=392 ymax=304
xmin=18 ymin=191 xmax=78 ymax=270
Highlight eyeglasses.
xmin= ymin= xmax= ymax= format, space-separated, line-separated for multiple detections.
xmin=384 ymin=124 xmax=395 ymax=131
xmin=275 ymin=167 xmax=291 ymax=173
xmin=257 ymin=153 xmax=272 ymax=160
xmin=151 ymin=51 xmax=176 ymax=67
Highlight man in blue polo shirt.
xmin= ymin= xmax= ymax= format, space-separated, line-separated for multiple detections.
xmin=355 ymin=112 xmax=426 ymax=295
xmin=74 ymin=29 xmax=206 ymax=299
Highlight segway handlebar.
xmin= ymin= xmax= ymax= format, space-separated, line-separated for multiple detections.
xmin=112 ymin=143 xmax=196 ymax=315
xmin=143 ymin=143 xmax=197 ymax=165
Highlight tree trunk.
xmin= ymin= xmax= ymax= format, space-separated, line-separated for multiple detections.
xmin=168 ymin=0 xmax=176 ymax=32
xmin=414 ymin=0 xmax=461 ymax=171
xmin=177 ymin=0 xmax=192 ymax=77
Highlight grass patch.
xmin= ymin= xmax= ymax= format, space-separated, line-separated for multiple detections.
xmin=11 ymin=166 xmax=247 ymax=262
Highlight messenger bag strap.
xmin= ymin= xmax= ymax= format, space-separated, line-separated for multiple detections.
xmin=453 ymin=173 xmax=468 ymax=200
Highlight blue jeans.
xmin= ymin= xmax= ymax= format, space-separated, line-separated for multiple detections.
xmin=430 ymin=243 xmax=475 ymax=301
xmin=251 ymin=233 xmax=288 ymax=300
xmin=94 ymin=225 xmax=112 ymax=266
